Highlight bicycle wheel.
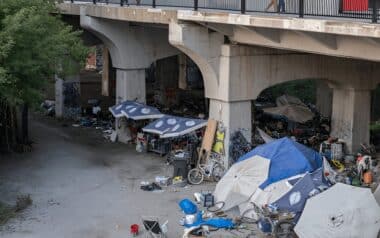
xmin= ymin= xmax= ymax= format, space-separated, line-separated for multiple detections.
xmin=274 ymin=220 xmax=296 ymax=238
xmin=188 ymin=168 xmax=204 ymax=185
xmin=212 ymin=163 xmax=224 ymax=182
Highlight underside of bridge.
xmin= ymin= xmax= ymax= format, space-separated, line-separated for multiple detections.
xmin=59 ymin=2 xmax=380 ymax=166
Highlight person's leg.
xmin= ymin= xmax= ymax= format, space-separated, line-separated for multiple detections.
xmin=279 ymin=0 xmax=285 ymax=12
xmin=136 ymin=0 xmax=140 ymax=5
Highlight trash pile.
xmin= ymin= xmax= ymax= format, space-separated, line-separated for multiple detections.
xmin=40 ymin=100 xmax=55 ymax=117
xmin=180 ymin=137 xmax=380 ymax=237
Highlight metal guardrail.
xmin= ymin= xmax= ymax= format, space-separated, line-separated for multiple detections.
xmin=70 ymin=0 xmax=380 ymax=23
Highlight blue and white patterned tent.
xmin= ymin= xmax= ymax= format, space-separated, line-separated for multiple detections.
xmin=109 ymin=100 xmax=163 ymax=120
xmin=142 ymin=115 xmax=207 ymax=138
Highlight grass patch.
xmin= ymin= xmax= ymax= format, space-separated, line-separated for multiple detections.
xmin=0 ymin=202 xmax=15 ymax=225
xmin=0 ymin=195 xmax=32 ymax=226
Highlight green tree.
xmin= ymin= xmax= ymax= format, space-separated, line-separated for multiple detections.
xmin=0 ymin=0 xmax=89 ymax=150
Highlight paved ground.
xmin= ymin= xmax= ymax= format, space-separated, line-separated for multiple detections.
xmin=0 ymin=116 xmax=218 ymax=238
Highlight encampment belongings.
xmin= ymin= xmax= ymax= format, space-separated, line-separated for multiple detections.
xmin=182 ymin=211 xmax=235 ymax=229
xmin=109 ymin=100 xmax=163 ymax=120
xmin=203 ymin=193 xmax=215 ymax=208
xmin=130 ymin=224 xmax=139 ymax=236
xmin=173 ymin=155 xmax=189 ymax=179
xmin=230 ymin=130 xmax=252 ymax=164
xmin=295 ymin=183 xmax=380 ymax=238
xmin=251 ymin=203 xmax=297 ymax=237
xmin=147 ymin=135 xmax=171 ymax=156
xmin=142 ymin=216 xmax=168 ymax=238
xmin=357 ymin=155 xmax=373 ymax=181
xmin=136 ymin=132 xmax=147 ymax=153
xmin=140 ymin=182 xmax=162 ymax=192
xmin=212 ymin=124 xmax=225 ymax=154
xmin=187 ymin=153 xmax=225 ymax=185
xmin=214 ymin=137 xmax=322 ymax=212
xmin=179 ymin=199 xmax=198 ymax=215
xmin=143 ymin=115 xmax=207 ymax=138
xmin=155 ymin=176 xmax=171 ymax=187
xmin=198 ymin=119 xmax=218 ymax=163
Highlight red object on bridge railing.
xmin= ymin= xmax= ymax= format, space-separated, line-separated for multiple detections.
xmin=343 ymin=0 xmax=368 ymax=11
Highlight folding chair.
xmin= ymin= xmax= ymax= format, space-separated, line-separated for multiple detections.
xmin=142 ymin=216 xmax=168 ymax=238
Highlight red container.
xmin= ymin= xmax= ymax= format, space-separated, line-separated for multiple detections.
xmin=343 ymin=0 xmax=368 ymax=11
xmin=130 ymin=224 xmax=139 ymax=236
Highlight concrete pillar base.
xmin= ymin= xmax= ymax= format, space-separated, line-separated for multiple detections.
xmin=209 ymin=99 xmax=252 ymax=168
xmin=331 ymin=88 xmax=371 ymax=154
xmin=115 ymin=68 xmax=146 ymax=144
xmin=116 ymin=68 xmax=146 ymax=103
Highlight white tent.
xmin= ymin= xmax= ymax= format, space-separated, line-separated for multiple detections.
xmin=295 ymin=183 xmax=380 ymax=238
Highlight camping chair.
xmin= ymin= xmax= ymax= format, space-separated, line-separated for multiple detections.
xmin=142 ymin=216 xmax=168 ymax=238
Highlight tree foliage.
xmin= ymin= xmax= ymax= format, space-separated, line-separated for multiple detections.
xmin=0 ymin=0 xmax=89 ymax=106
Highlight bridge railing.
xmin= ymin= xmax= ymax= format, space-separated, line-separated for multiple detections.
xmin=71 ymin=0 xmax=380 ymax=23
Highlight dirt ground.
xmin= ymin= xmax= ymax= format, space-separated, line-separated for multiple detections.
xmin=0 ymin=116 xmax=219 ymax=238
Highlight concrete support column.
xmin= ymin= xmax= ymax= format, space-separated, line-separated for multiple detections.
xmin=116 ymin=69 xmax=146 ymax=103
xmin=115 ymin=68 xmax=146 ymax=144
xmin=209 ymin=99 xmax=252 ymax=167
xmin=331 ymin=88 xmax=371 ymax=154
xmin=316 ymin=81 xmax=333 ymax=118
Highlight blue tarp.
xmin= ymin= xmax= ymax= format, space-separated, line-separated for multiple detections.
xmin=238 ymin=137 xmax=322 ymax=189
xmin=143 ymin=115 xmax=207 ymax=138
xmin=109 ymin=100 xmax=163 ymax=120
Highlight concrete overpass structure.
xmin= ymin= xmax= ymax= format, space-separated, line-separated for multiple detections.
xmin=59 ymin=1 xmax=380 ymax=164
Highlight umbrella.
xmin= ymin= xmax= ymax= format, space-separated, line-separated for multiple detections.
xmin=214 ymin=155 xmax=270 ymax=211
xmin=109 ymin=101 xmax=129 ymax=118
xmin=271 ymin=173 xmax=320 ymax=215
xmin=142 ymin=115 xmax=207 ymax=138
xmin=109 ymin=100 xmax=163 ymax=120
xmin=263 ymin=104 xmax=314 ymax=123
xmin=238 ymin=138 xmax=322 ymax=189
xmin=295 ymin=183 xmax=380 ymax=238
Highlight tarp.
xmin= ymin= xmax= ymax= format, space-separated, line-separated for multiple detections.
xmin=109 ymin=100 xmax=163 ymax=120
xmin=238 ymin=137 xmax=322 ymax=189
xmin=263 ymin=105 xmax=314 ymax=123
xmin=295 ymin=183 xmax=380 ymax=238
xmin=142 ymin=115 xmax=207 ymax=138
xmin=264 ymin=94 xmax=314 ymax=123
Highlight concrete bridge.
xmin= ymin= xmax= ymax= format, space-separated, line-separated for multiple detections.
xmin=59 ymin=1 xmax=380 ymax=164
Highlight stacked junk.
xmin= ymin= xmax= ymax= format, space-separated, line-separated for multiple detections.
xmin=179 ymin=138 xmax=380 ymax=237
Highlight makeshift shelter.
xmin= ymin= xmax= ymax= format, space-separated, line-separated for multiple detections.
xmin=238 ymin=137 xmax=322 ymax=189
xmin=109 ymin=100 xmax=163 ymax=120
xmin=295 ymin=183 xmax=380 ymax=238
xmin=142 ymin=115 xmax=207 ymax=138
xmin=215 ymin=138 xmax=322 ymax=211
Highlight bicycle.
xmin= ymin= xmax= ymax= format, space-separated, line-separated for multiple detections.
xmin=187 ymin=152 xmax=225 ymax=185
xmin=243 ymin=203 xmax=297 ymax=238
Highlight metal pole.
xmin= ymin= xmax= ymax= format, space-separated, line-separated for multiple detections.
xmin=71 ymin=0 xmax=74 ymax=3
xmin=120 ymin=0 xmax=123 ymax=6
xmin=372 ymin=0 xmax=378 ymax=23
xmin=153 ymin=0 xmax=156 ymax=8
xmin=241 ymin=0 xmax=246 ymax=14
xmin=299 ymin=0 xmax=304 ymax=18
xmin=194 ymin=0 xmax=198 ymax=11
xmin=93 ymin=0 xmax=96 ymax=4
